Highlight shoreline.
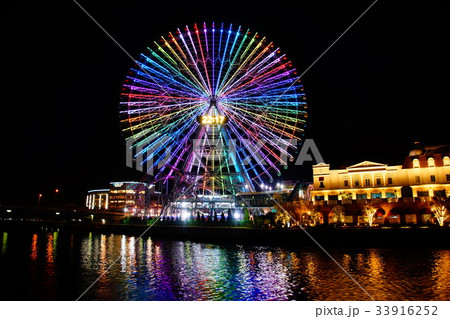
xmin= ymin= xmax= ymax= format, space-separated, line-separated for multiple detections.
xmin=2 ymin=220 xmax=450 ymax=248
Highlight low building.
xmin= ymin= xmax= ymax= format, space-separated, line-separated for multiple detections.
xmin=86 ymin=181 xmax=157 ymax=214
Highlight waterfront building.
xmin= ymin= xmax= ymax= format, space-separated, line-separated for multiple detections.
xmin=306 ymin=144 xmax=450 ymax=225
xmin=311 ymin=145 xmax=450 ymax=204
xmin=86 ymin=181 xmax=158 ymax=214
xmin=108 ymin=181 xmax=148 ymax=213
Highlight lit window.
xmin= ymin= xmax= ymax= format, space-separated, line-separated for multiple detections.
xmin=428 ymin=157 xmax=435 ymax=167
xmin=413 ymin=158 xmax=420 ymax=168
xmin=444 ymin=156 xmax=450 ymax=166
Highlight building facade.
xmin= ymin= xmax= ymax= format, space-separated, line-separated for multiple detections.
xmin=86 ymin=189 xmax=110 ymax=211
xmin=86 ymin=181 xmax=158 ymax=214
xmin=311 ymin=146 xmax=450 ymax=204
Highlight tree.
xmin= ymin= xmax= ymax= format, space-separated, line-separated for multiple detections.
xmin=362 ymin=204 xmax=377 ymax=227
xmin=339 ymin=192 xmax=353 ymax=205
xmin=274 ymin=207 xmax=291 ymax=227
xmin=330 ymin=205 xmax=346 ymax=225
xmin=309 ymin=208 xmax=322 ymax=226
xmin=431 ymin=200 xmax=449 ymax=227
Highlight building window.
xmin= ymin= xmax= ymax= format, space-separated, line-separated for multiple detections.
xmin=428 ymin=157 xmax=435 ymax=167
xmin=444 ymin=156 xmax=450 ymax=166
xmin=430 ymin=175 xmax=436 ymax=183
xmin=354 ymin=180 xmax=360 ymax=187
xmin=365 ymin=178 xmax=371 ymax=186
xmin=413 ymin=158 xmax=420 ymax=168
xmin=417 ymin=191 xmax=429 ymax=197
xmin=356 ymin=193 xmax=367 ymax=199
xmin=344 ymin=180 xmax=349 ymax=187
xmin=387 ymin=177 xmax=393 ymax=185
xmin=315 ymin=195 xmax=325 ymax=201
xmin=446 ymin=174 xmax=450 ymax=182
xmin=415 ymin=176 xmax=421 ymax=183
xmin=435 ymin=190 xmax=446 ymax=198
xmin=371 ymin=192 xmax=382 ymax=199
xmin=318 ymin=176 xmax=325 ymax=188
xmin=386 ymin=192 xmax=396 ymax=198
xmin=376 ymin=178 xmax=382 ymax=186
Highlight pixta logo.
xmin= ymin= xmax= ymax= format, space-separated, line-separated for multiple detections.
xmin=126 ymin=137 xmax=323 ymax=173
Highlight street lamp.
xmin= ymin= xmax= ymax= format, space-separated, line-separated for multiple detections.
xmin=55 ymin=189 xmax=59 ymax=207
xmin=38 ymin=194 xmax=42 ymax=208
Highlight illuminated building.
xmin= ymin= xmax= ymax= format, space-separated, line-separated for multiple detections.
xmin=311 ymin=144 xmax=450 ymax=204
xmin=108 ymin=181 xmax=148 ymax=213
xmin=86 ymin=181 xmax=161 ymax=214
xmin=86 ymin=189 xmax=109 ymax=211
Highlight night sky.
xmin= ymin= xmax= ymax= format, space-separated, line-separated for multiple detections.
xmin=1 ymin=1 xmax=449 ymax=207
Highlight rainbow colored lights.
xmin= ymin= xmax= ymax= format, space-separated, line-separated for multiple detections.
xmin=121 ymin=22 xmax=307 ymax=195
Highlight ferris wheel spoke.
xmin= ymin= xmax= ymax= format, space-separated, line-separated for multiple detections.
xmin=159 ymin=35 xmax=209 ymax=95
xmin=221 ymin=102 xmax=302 ymax=138
xmin=225 ymin=115 xmax=285 ymax=168
xmin=221 ymin=59 xmax=292 ymax=97
xmin=144 ymin=48 xmax=207 ymax=97
xmin=175 ymin=26 xmax=211 ymax=95
xmin=130 ymin=66 xmax=203 ymax=98
xmin=227 ymin=122 xmax=278 ymax=178
xmin=216 ymin=33 xmax=264 ymax=95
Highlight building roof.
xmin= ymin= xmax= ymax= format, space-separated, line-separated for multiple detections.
xmin=347 ymin=161 xmax=387 ymax=170
xmin=403 ymin=144 xmax=450 ymax=168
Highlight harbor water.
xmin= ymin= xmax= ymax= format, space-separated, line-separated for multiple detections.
xmin=1 ymin=228 xmax=449 ymax=301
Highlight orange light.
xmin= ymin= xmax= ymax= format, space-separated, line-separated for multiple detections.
xmin=55 ymin=189 xmax=59 ymax=193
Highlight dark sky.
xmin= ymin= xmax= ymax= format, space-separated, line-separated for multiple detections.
xmin=1 ymin=1 xmax=449 ymax=206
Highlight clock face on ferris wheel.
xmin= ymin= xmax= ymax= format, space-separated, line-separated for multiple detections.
xmin=121 ymin=22 xmax=307 ymax=187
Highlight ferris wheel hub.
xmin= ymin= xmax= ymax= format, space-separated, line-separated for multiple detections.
xmin=207 ymin=95 xmax=219 ymax=107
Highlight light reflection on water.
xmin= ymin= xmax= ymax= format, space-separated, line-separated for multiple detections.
xmin=0 ymin=229 xmax=450 ymax=300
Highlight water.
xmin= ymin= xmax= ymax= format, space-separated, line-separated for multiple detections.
xmin=1 ymin=228 xmax=450 ymax=301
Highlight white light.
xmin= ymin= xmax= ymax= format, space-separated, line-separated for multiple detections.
xmin=233 ymin=212 xmax=240 ymax=220
xmin=181 ymin=211 xmax=190 ymax=221
xmin=55 ymin=212 xmax=60 ymax=215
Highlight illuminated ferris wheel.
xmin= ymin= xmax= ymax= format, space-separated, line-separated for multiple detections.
xmin=121 ymin=22 xmax=307 ymax=199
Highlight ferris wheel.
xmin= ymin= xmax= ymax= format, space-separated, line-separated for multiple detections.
xmin=121 ymin=22 xmax=307 ymax=197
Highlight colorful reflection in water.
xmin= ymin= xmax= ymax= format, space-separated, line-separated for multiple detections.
xmin=0 ymin=229 xmax=450 ymax=300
